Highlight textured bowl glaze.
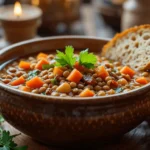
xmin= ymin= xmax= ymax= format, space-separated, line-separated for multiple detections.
xmin=0 ymin=36 xmax=150 ymax=146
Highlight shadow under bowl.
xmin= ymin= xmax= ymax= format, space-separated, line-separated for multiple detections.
xmin=0 ymin=36 xmax=150 ymax=147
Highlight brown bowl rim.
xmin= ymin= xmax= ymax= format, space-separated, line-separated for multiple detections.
xmin=0 ymin=36 xmax=149 ymax=105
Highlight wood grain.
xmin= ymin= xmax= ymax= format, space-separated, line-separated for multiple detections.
xmin=2 ymin=121 xmax=150 ymax=150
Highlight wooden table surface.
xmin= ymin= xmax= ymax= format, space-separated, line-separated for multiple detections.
xmin=2 ymin=121 xmax=150 ymax=150
xmin=1 ymin=3 xmax=148 ymax=150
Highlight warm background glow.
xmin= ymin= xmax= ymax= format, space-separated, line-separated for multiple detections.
xmin=14 ymin=1 xmax=22 ymax=17
xmin=32 ymin=0 xmax=39 ymax=6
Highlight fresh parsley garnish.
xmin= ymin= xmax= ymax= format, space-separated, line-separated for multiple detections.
xmin=0 ymin=130 xmax=28 ymax=150
xmin=109 ymin=60 xmax=113 ymax=63
xmin=79 ymin=49 xmax=97 ymax=69
xmin=51 ymin=78 xmax=58 ymax=85
xmin=112 ymin=69 xmax=117 ymax=72
xmin=27 ymin=70 xmax=40 ymax=80
xmin=42 ymin=64 xmax=54 ymax=70
xmin=115 ymin=87 xmax=123 ymax=93
xmin=55 ymin=46 xmax=76 ymax=68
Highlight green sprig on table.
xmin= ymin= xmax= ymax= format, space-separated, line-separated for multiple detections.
xmin=0 ymin=115 xmax=28 ymax=150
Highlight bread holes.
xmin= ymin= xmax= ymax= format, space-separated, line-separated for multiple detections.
xmin=125 ymin=45 xmax=129 ymax=49
xmin=122 ymin=53 xmax=126 ymax=56
xmin=131 ymin=36 xmax=136 ymax=41
xmin=143 ymin=35 xmax=150 ymax=40
xmin=135 ymin=42 xmax=139 ymax=48
xmin=127 ymin=50 xmax=131 ymax=55
xmin=139 ymin=31 xmax=143 ymax=36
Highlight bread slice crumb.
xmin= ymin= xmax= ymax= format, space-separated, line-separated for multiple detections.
xmin=101 ymin=25 xmax=150 ymax=71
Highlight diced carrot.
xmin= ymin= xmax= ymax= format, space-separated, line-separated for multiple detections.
xmin=10 ymin=76 xmax=25 ymax=86
xmin=79 ymin=88 xmax=95 ymax=97
xmin=26 ymin=76 xmax=44 ymax=88
xmin=136 ymin=77 xmax=148 ymax=84
xmin=110 ymin=80 xmax=118 ymax=88
xmin=96 ymin=66 xmax=109 ymax=79
xmin=19 ymin=61 xmax=30 ymax=70
xmin=120 ymin=66 xmax=135 ymax=78
xmin=37 ymin=52 xmax=48 ymax=60
xmin=53 ymin=67 xmax=63 ymax=76
xmin=35 ymin=59 xmax=49 ymax=70
xmin=19 ymin=86 xmax=31 ymax=92
xmin=67 ymin=69 xmax=83 ymax=83
xmin=74 ymin=62 xmax=85 ymax=71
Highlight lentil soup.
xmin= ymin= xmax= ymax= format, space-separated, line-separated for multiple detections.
xmin=0 ymin=46 xmax=149 ymax=97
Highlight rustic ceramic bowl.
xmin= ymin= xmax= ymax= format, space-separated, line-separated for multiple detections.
xmin=0 ymin=36 xmax=150 ymax=147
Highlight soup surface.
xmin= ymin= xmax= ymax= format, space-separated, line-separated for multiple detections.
xmin=0 ymin=46 xmax=149 ymax=97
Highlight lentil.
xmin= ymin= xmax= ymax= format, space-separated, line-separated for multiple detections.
xmin=63 ymin=71 xmax=70 ymax=78
xmin=1 ymin=49 xmax=149 ymax=98
xmin=98 ymin=91 xmax=106 ymax=96
xmin=107 ymin=89 xmax=115 ymax=95
xmin=70 ymin=82 xmax=77 ymax=88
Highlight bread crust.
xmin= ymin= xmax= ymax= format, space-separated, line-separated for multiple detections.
xmin=102 ymin=24 xmax=150 ymax=56
xmin=102 ymin=24 xmax=150 ymax=70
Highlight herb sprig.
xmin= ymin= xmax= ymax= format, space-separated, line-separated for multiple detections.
xmin=55 ymin=46 xmax=76 ymax=68
xmin=0 ymin=115 xmax=28 ymax=150
xmin=78 ymin=49 xmax=97 ymax=69
xmin=27 ymin=70 xmax=40 ymax=80
xmin=0 ymin=130 xmax=28 ymax=150
xmin=55 ymin=46 xmax=97 ymax=69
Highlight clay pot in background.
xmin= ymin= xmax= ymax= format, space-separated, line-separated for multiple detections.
xmin=121 ymin=0 xmax=150 ymax=30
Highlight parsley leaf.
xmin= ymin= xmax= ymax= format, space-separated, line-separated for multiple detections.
xmin=79 ymin=49 xmax=97 ymax=69
xmin=51 ymin=78 xmax=58 ymax=85
xmin=42 ymin=64 xmax=54 ymax=70
xmin=115 ymin=87 xmax=123 ymax=93
xmin=27 ymin=70 xmax=40 ymax=80
xmin=0 ymin=130 xmax=28 ymax=150
xmin=55 ymin=46 xmax=76 ymax=68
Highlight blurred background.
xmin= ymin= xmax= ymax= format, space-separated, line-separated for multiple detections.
xmin=0 ymin=0 xmax=149 ymax=42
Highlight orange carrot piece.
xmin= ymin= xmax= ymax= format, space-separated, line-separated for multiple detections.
xmin=35 ymin=59 xmax=49 ymax=70
xmin=79 ymin=88 xmax=95 ymax=97
xmin=67 ymin=69 xmax=83 ymax=83
xmin=19 ymin=86 xmax=31 ymax=92
xmin=53 ymin=67 xmax=63 ymax=76
xmin=110 ymin=80 xmax=118 ymax=88
xmin=96 ymin=66 xmax=109 ymax=79
xmin=10 ymin=76 xmax=25 ymax=86
xmin=74 ymin=62 xmax=85 ymax=71
xmin=120 ymin=66 xmax=135 ymax=78
xmin=26 ymin=76 xmax=44 ymax=88
xmin=37 ymin=52 xmax=48 ymax=60
xmin=19 ymin=61 xmax=30 ymax=70
xmin=136 ymin=77 xmax=148 ymax=84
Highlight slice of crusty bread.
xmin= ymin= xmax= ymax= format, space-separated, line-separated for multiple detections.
xmin=101 ymin=25 xmax=150 ymax=71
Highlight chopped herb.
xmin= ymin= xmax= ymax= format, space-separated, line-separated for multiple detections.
xmin=55 ymin=46 xmax=76 ymax=68
xmin=79 ymin=49 xmax=97 ymax=69
xmin=109 ymin=60 xmax=113 ymax=63
xmin=51 ymin=78 xmax=58 ymax=85
xmin=115 ymin=87 xmax=123 ymax=93
xmin=42 ymin=92 xmax=46 ymax=95
xmin=42 ymin=64 xmax=54 ymax=70
xmin=27 ymin=70 xmax=40 ymax=80
xmin=0 ymin=130 xmax=28 ymax=150
xmin=112 ymin=69 xmax=117 ymax=72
